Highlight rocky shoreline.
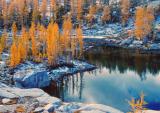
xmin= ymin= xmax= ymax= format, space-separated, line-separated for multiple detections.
xmin=0 ymin=58 xmax=95 ymax=88
xmin=0 ymin=82 xmax=123 ymax=113
xmin=84 ymin=37 xmax=160 ymax=54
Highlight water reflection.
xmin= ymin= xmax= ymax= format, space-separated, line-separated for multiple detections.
xmin=44 ymin=73 xmax=84 ymax=101
xmin=85 ymin=47 xmax=160 ymax=80
xmin=43 ymin=47 xmax=160 ymax=112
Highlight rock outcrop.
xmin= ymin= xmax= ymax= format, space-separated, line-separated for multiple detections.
xmin=0 ymin=82 xmax=123 ymax=113
xmin=14 ymin=70 xmax=50 ymax=88
xmin=13 ymin=60 xmax=95 ymax=88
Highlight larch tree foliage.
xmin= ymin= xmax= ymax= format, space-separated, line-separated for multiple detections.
xmin=0 ymin=30 xmax=7 ymax=60
xmin=121 ymin=0 xmax=130 ymax=25
xmin=10 ymin=42 xmax=16 ymax=67
xmin=63 ymin=18 xmax=72 ymax=50
xmin=52 ymin=22 xmax=60 ymax=60
xmin=17 ymin=0 xmax=29 ymax=26
xmin=101 ymin=6 xmax=111 ymax=23
xmin=38 ymin=24 xmax=47 ymax=57
xmin=86 ymin=5 xmax=97 ymax=24
xmin=40 ymin=0 xmax=47 ymax=24
xmin=46 ymin=22 xmax=53 ymax=65
xmin=18 ymin=38 xmax=26 ymax=62
xmin=10 ymin=42 xmax=20 ymax=67
xmin=21 ymin=26 xmax=29 ymax=54
xmin=1 ymin=0 xmax=8 ymax=28
xmin=70 ymin=0 xmax=75 ymax=16
xmin=1 ymin=30 xmax=7 ymax=50
xmin=12 ymin=22 xmax=17 ymax=42
xmin=134 ymin=6 xmax=154 ymax=40
xmin=76 ymin=26 xmax=83 ymax=57
xmin=0 ymin=43 xmax=2 ymax=60
xmin=62 ymin=17 xmax=73 ymax=62
xmin=145 ymin=6 xmax=154 ymax=37
xmin=71 ymin=34 xmax=77 ymax=58
xmin=18 ymin=27 xmax=28 ymax=62
xmin=134 ymin=7 xmax=145 ymax=40
xmin=77 ymin=0 xmax=84 ymax=21
xmin=46 ymin=22 xmax=60 ymax=66
xmin=8 ymin=0 xmax=15 ymax=24
xmin=29 ymin=22 xmax=38 ymax=60
xmin=32 ymin=0 xmax=40 ymax=23
xmin=50 ymin=0 xmax=57 ymax=20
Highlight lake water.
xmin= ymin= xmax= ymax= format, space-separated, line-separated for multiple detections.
xmin=43 ymin=47 xmax=160 ymax=112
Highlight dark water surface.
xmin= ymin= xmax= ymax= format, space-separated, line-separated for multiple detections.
xmin=44 ymin=47 xmax=160 ymax=112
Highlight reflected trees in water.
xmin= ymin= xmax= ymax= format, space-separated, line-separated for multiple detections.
xmin=84 ymin=47 xmax=160 ymax=80
xmin=44 ymin=73 xmax=85 ymax=102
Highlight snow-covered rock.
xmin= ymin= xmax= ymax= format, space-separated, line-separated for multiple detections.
xmin=34 ymin=107 xmax=44 ymax=112
xmin=0 ymin=83 xmax=62 ymax=104
xmin=154 ymin=31 xmax=160 ymax=43
xmin=128 ymin=40 xmax=143 ymax=48
xmin=58 ymin=103 xmax=82 ymax=112
xmin=2 ymin=98 xmax=12 ymax=105
xmin=119 ymin=37 xmax=134 ymax=46
xmin=0 ymin=87 xmax=48 ymax=99
xmin=44 ymin=104 xmax=55 ymax=112
xmin=142 ymin=110 xmax=160 ymax=113
xmin=0 ymin=61 xmax=5 ymax=68
xmin=0 ymin=82 xmax=9 ymax=88
xmin=132 ymin=40 xmax=143 ymax=45
xmin=150 ymin=43 xmax=160 ymax=50
xmin=0 ymin=104 xmax=22 ymax=113
xmin=49 ymin=60 xmax=95 ymax=81
xmin=36 ymin=96 xmax=61 ymax=106
xmin=57 ymin=103 xmax=123 ymax=113
xmin=77 ymin=104 xmax=123 ymax=113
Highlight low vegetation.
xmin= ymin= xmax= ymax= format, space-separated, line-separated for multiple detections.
xmin=128 ymin=92 xmax=147 ymax=113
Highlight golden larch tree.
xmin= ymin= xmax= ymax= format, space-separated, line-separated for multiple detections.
xmin=145 ymin=6 xmax=154 ymax=36
xmin=46 ymin=22 xmax=60 ymax=65
xmin=50 ymin=0 xmax=57 ymax=20
xmin=38 ymin=24 xmax=47 ymax=57
xmin=18 ymin=39 xmax=26 ymax=62
xmin=86 ymin=5 xmax=97 ymax=24
xmin=21 ymin=27 xmax=29 ymax=56
xmin=12 ymin=22 xmax=17 ymax=42
xmin=32 ymin=0 xmax=39 ymax=23
xmin=0 ymin=30 xmax=7 ymax=60
xmin=77 ymin=0 xmax=84 ymax=21
xmin=101 ymin=6 xmax=111 ymax=23
xmin=1 ymin=30 xmax=7 ymax=50
xmin=2 ymin=0 xmax=8 ymax=28
xmin=76 ymin=26 xmax=83 ymax=57
xmin=41 ymin=0 xmax=47 ymax=22
xmin=71 ymin=35 xmax=77 ymax=57
xmin=0 ymin=43 xmax=2 ymax=60
xmin=121 ymin=0 xmax=130 ymax=25
xmin=29 ymin=22 xmax=38 ymax=59
xmin=10 ymin=42 xmax=20 ymax=67
xmin=134 ymin=6 xmax=154 ymax=40
xmin=18 ymin=27 xmax=28 ymax=62
xmin=63 ymin=18 xmax=73 ymax=50
xmin=134 ymin=7 xmax=145 ymax=40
